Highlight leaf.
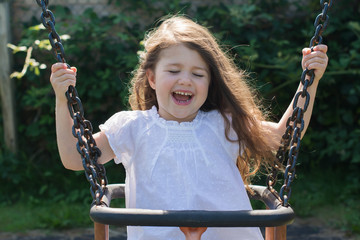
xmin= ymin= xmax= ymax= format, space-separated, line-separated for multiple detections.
xmin=28 ymin=24 xmax=45 ymax=31
xmin=7 ymin=43 xmax=27 ymax=53
xmin=34 ymin=67 xmax=40 ymax=76
xmin=348 ymin=21 xmax=360 ymax=38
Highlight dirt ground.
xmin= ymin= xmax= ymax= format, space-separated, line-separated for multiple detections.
xmin=0 ymin=217 xmax=358 ymax=240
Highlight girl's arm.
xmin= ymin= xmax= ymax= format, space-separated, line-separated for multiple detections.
xmin=263 ymin=44 xmax=328 ymax=149
xmin=51 ymin=63 xmax=115 ymax=170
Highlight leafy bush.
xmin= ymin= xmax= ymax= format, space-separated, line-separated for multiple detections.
xmin=2 ymin=0 xmax=360 ymax=210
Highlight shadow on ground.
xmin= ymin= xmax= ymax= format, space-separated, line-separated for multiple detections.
xmin=0 ymin=218 xmax=357 ymax=240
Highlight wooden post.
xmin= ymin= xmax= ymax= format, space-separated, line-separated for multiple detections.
xmin=265 ymin=225 xmax=287 ymax=240
xmin=265 ymin=206 xmax=287 ymax=240
xmin=94 ymin=222 xmax=109 ymax=240
xmin=0 ymin=0 xmax=17 ymax=153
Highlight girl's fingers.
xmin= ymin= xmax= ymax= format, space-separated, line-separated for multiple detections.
xmin=303 ymin=50 xmax=327 ymax=61
xmin=51 ymin=63 xmax=77 ymax=74
xmin=313 ymin=44 xmax=328 ymax=53
xmin=303 ymin=44 xmax=328 ymax=55
xmin=50 ymin=66 xmax=77 ymax=89
xmin=50 ymin=64 xmax=77 ymax=101
xmin=51 ymin=63 xmax=67 ymax=73
xmin=51 ymin=68 xmax=76 ymax=79
xmin=302 ymin=47 xmax=328 ymax=71
xmin=50 ymin=67 xmax=77 ymax=84
xmin=303 ymin=56 xmax=328 ymax=69
xmin=306 ymin=62 xmax=326 ymax=72
xmin=302 ymin=45 xmax=328 ymax=60
xmin=302 ymin=48 xmax=312 ymax=56
xmin=52 ymin=73 xmax=77 ymax=83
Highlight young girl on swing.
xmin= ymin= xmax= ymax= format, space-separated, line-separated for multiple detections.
xmin=50 ymin=16 xmax=328 ymax=240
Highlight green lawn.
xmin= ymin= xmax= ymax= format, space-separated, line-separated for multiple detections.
xmin=290 ymin=168 xmax=360 ymax=237
xmin=0 ymin=201 xmax=91 ymax=232
xmin=1 ymin=170 xmax=359 ymax=238
xmin=0 ymin=197 xmax=125 ymax=232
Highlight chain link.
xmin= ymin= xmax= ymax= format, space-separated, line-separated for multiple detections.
xmin=36 ymin=0 xmax=107 ymax=205
xmin=267 ymin=0 xmax=333 ymax=207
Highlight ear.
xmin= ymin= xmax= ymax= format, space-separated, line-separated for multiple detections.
xmin=146 ymin=69 xmax=156 ymax=90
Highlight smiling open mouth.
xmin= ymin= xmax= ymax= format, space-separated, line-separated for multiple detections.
xmin=172 ymin=91 xmax=193 ymax=104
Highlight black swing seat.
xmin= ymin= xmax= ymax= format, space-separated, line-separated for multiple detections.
xmin=90 ymin=184 xmax=295 ymax=228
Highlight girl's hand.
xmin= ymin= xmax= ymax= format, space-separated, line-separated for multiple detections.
xmin=301 ymin=44 xmax=328 ymax=82
xmin=50 ymin=63 xmax=77 ymax=102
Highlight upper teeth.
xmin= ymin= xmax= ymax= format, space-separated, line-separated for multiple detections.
xmin=174 ymin=91 xmax=192 ymax=96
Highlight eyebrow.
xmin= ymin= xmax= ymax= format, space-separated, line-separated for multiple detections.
xmin=165 ymin=63 xmax=209 ymax=73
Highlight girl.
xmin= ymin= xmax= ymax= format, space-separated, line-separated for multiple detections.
xmin=51 ymin=16 xmax=328 ymax=240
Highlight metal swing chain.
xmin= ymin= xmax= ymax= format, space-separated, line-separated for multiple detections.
xmin=36 ymin=0 xmax=108 ymax=205
xmin=267 ymin=0 xmax=333 ymax=207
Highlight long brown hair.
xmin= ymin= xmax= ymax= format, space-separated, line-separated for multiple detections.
xmin=129 ymin=15 xmax=277 ymax=185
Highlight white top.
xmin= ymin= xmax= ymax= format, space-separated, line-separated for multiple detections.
xmin=100 ymin=106 xmax=264 ymax=240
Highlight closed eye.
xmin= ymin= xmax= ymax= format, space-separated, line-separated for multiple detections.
xmin=193 ymin=73 xmax=204 ymax=77
xmin=169 ymin=70 xmax=180 ymax=74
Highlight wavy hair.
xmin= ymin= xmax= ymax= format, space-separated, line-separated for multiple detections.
xmin=129 ymin=15 xmax=277 ymax=185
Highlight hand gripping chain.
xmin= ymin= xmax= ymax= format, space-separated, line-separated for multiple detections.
xmin=36 ymin=0 xmax=108 ymax=205
xmin=267 ymin=0 xmax=333 ymax=207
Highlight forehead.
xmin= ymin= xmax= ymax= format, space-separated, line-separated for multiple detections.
xmin=157 ymin=44 xmax=209 ymax=70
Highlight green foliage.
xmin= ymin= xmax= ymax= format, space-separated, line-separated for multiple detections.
xmin=1 ymin=0 xmax=360 ymax=231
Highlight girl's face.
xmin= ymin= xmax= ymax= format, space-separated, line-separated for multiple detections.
xmin=147 ymin=44 xmax=210 ymax=122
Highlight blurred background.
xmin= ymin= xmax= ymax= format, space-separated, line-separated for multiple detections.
xmin=0 ymin=0 xmax=359 ymax=237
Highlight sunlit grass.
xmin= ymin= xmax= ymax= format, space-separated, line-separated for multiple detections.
xmin=291 ymin=168 xmax=360 ymax=237
xmin=0 ymin=201 xmax=91 ymax=232
xmin=0 ymin=198 xmax=125 ymax=232
xmin=1 ymin=169 xmax=358 ymax=239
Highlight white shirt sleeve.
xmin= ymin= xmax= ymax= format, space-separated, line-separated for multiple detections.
xmin=99 ymin=111 xmax=138 ymax=167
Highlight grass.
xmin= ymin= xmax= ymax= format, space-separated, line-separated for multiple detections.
xmin=249 ymin=165 xmax=360 ymax=238
xmin=0 ymin=168 xmax=358 ymax=238
xmin=290 ymin=167 xmax=360 ymax=238
xmin=0 ymin=198 xmax=125 ymax=232
xmin=0 ymin=200 xmax=92 ymax=232
xmin=315 ymin=204 xmax=360 ymax=237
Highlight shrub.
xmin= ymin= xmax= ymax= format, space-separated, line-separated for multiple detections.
xmin=2 ymin=0 xmax=359 ymax=205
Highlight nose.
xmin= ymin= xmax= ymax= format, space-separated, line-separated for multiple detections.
xmin=177 ymin=72 xmax=192 ymax=86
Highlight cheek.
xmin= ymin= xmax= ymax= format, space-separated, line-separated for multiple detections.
xmin=198 ymin=81 xmax=210 ymax=100
xmin=159 ymin=74 xmax=177 ymax=90
xmin=202 ymin=79 xmax=211 ymax=94
xmin=160 ymin=80 xmax=174 ymax=94
xmin=154 ymin=81 xmax=172 ymax=102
